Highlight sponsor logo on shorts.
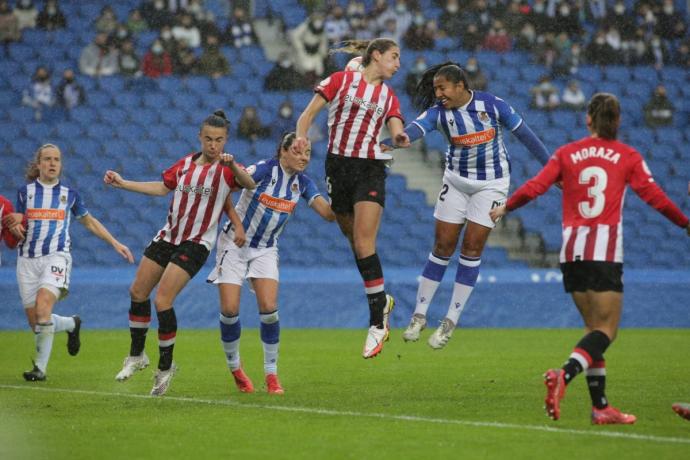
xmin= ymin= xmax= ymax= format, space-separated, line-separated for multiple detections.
xmin=51 ymin=265 xmax=65 ymax=280
xmin=491 ymin=200 xmax=505 ymax=209
xmin=259 ymin=193 xmax=296 ymax=213
xmin=27 ymin=208 xmax=65 ymax=220
xmin=451 ymin=128 xmax=496 ymax=147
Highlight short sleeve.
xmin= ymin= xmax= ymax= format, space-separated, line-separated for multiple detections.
xmin=70 ymin=189 xmax=89 ymax=218
xmin=315 ymin=71 xmax=345 ymax=102
xmin=411 ymin=105 xmax=440 ymax=135
xmin=300 ymin=174 xmax=321 ymax=205
xmin=494 ymin=96 xmax=523 ymax=131
xmin=385 ymin=89 xmax=403 ymax=123
xmin=161 ymin=157 xmax=186 ymax=190
xmin=249 ymin=160 xmax=274 ymax=183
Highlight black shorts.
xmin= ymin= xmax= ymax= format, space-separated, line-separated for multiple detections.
xmin=325 ymin=154 xmax=387 ymax=214
xmin=143 ymin=239 xmax=210 ymax=278
xmin=560 ymin=261 xmax=623 ymax=293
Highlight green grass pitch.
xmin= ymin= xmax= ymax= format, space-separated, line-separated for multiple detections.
xmin=1 ymin=328 xmax=688 ymax=459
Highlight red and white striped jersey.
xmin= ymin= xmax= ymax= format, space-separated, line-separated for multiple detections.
xmin=315 ymin=70 xmax=403 ymax=160
xmin=506 ymin=136 xmax=688 ymax=263
xmin=155 ymin=153 xmax=238 ymax=250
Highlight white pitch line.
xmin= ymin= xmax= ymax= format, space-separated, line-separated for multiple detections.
xmin=1 ymin=384 xmax=689 ymax=445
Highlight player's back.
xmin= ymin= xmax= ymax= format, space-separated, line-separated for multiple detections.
xmin=556 ymin=136 xmax=639 ymax=229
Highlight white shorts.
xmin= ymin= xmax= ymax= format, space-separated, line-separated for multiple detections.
xmin=433 ymin=169 xmax=510 ymax=228
xmin=207 ymin=239 xmax=279 ymax=286
xmin=17 ymin=252 xmax=72 ymax=308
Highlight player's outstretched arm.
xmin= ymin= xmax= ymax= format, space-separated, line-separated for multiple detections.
xmin=310 ymin=196 xmax=336 ymax=222
xmin=78 ymin=214 xmax=134 ymax=263
xmin=294 ymin=94 xmax=327 ymax=153
xmin=2 ymin=212 xmax=26 ymax=243
xmin=220 ymin=154 xmax=256 ymax=190
xmin=104 ymin=170 xmax=170 ymax=196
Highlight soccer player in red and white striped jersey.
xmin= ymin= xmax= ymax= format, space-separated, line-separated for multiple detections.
xmin=293 ymin=38 xmax=409 ymax=359
xmin=491 ymin=93 xmax=690 ymax=424
xmin=104 ymin=110 xmax=256 ymax=396
xmin=0 ymin=194 xmax=21 ymax=264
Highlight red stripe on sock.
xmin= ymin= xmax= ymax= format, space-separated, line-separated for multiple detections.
xmin=158 ymin=331 xmax=176 ymax=341
xmin=129 ymin=314 xmax=151 ymax=322
xmin=364 ymin=278 xmax=384 ymax=288
xmin=590 ymin=360 xmax=606 ymax=369
xmin=573 ymin=347 xmax=593 ymax=366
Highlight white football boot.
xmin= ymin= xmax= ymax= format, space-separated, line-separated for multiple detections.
xmin=427 ymin=318 xmax=455 ymax=350
xmin=363 ymin=295 xmax=394 ymax=358
xmin=402 ymin=314 xmax=427 ymax=342
xmin=115 ymin=352 xmax=150 ymax=381
xmin=150 ymin=362 xmax=177 ymax=396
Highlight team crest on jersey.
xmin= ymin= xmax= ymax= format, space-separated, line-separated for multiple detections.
xmin=60 ymin=195 xmax=67 ymax=203
xmin=270 ymin=178 xmax=277 ymax=186
xmin=291 ymin=183 xmax=299 ymax=193
xmin=448 ymin=118 xmax=455 ymax=126
xmin=478 ymin=112 xmax=489 ymax=122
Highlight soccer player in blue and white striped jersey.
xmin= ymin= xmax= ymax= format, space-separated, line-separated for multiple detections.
xmin=208 ymin=133 xmax=335 ymax=394
xmin=382 ymin=62 xmax=550 ymax=349
xmin=11 ymin=144 xmax=133 ymax=381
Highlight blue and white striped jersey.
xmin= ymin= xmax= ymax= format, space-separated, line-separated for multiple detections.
xmin=412 ymin=91 xmax=523 ymax=180
xmin=16 ymin=180 xmax=88 ymax=258
xmin=222 ymin=158 xmax=321 ymax=249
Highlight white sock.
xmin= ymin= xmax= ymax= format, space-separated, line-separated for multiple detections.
xmin=51 ymin=314 xmax=75 ymax=333
xmin=263 ymin=342 xmax=279 ymax=375
xmin=222 ymin=339 xmax=241 ymax=371
xmin=34 ymin=322 xmax=55 ymax=373
xmin=445 ymin=254 xmax=481 ymax=326
xmin=446 ymin=283 xmax=473 ymax=325
xmin=414 ymin=277 xmax=440 ymax=317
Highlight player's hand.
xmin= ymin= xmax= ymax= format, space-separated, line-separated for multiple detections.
xmin=220 ymin=153 xmax=235 ymax=166
xmin=114 ymin=241 xmax=134 ymax=263
xmin=291 ymin=136 xmax=309 ymax=155
xmin=233 ymin=228 xmax=246 ymax=247
xmin=2 ymin=212 xmax=23 ymax=230
xmin=8 ymin=223 xmax=26 ymax=241
xmin=104 ymin=170 xmax=124 ymax=187
xmin=380 ymin=142 xmax=394 ymax=152
xmin=489 ymin=205 xmax=507 ymax=223
xmin=394 ymin=132 xmax=411 ymax=149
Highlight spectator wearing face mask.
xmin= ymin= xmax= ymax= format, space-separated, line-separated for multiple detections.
xmin=22 ymin=66 xmax=54 ymax=121
xmin=172 ymin=38 xmax=196 ymax=76
xmin=0 ymin=0 xmax=20 ymax=55
xmin=464 ymin=57 xmax=487 ymax=91
xmin=13 ymin=0 xmax=38 ymax=30
xmin=172 ymin=11 xmax=201 ymax=48
xmin=111 ymin=23 xmax=133 ymax=50
xmin=644 ymin=85 xmax=674 ymax=128
xmin=224 ymin=6 xmax=255 ymax=48
xmin=403 ymin=12 xmax=435 ymax=51
xmin=290 ymin=13 xmax=329 ymax=83
xmin=196 ymin=34 xmax=229 ymax=78
xmin=375 ymin=0 xmax=412 ymax=41
xmin=482 ymin=20 xmax=512 ymax=53
xmin=561 ymin=80 xmax=585 ymax=110
xmin=142 ymin=39 xmax=172 ymax=78
xmin=264 ymin=52 xmax=306 ymax=91
xmin=237 ymin=106 xmax=270 ymax=141
xmin=585 ymin=30 xmax=617 ymax=66
xmin=274 ymin=101 xmax=297 ymax=137
xmin=159 ymin=24 xmax=178 ymax=55
xmin=140 ymin=0 xmax=173 ymax=30
xmin=56 ymin=69 xmax=86 ymax=110
xmin=405 ymin=55 xmax=428 ymax=97
xmin=655 ymin=0 xmax=687 ymax=41
xmin=36 ymin=0 xmax=65 ymax=31
xmin=439 ymin=0 xmax=464 ymax=39
xmin=530 ymin=75 xmax=560 ymax=111
xmin=118 ymin=39 xmax=142 ymax=77
xmin=606 ymin=1 xmax=635 ymax=40
xmin=95 ymin=5 xmax=118 ymax=35
xmin=79 ymin=32 xmax=119 ymax=77
xmin=324 ymin=5 xmax=350 ymax=45
xmin=127 ymin=8 xmax=148 ymax=34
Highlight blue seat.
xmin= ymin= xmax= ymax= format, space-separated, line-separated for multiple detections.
xmin=143 ymin=92 xmax=171 ymax=109
xmin=158 ymin=78 xmax=185 ymax=93
xmin=184 ymin=77 xmax=214 ymax=95
xmin=111 ymin=92 xmax=142 ymax=109
xmin=87 ymin=123 xmax=113 ymax=140
xmin=214 ymin=77 xmax=245 ymax=95
xmin=551 ymin=110 xmax=578 ymax=129
xmin=11 ymin=138 xmax=36 ymax=157
xmin=105 ymin=108 xmax=129 ymax=125
xmin=170 ymin=92 xmax=200 ymax=109
xmin=175 ymin=125 xmax=200 ymax=142
xmin=98 ymin=77 xmax=126 ymax=94
xmin=634 ymin=67 xmax=661 ymax=85
xmin=163 ymin=140 xmax=194 ymax=157
xmin=103 ymin=140 xmax=132 ymax=159
xmin=604 ymin=66 xmax=631 ymax=83
xmin=160 ymin=109 xmax=187 ymax=126
xmin=231 ymin=92 xmax=258 ymax=110
xmin=72 ymin=138 xmax=102 ymax=157
xmin=9 ymin=44 xmax=36 ymax=61
xmin=115 ymin=124 xmax=147 ymax=141
xmin=130 ymin=107 xmax=159 ymax=125
xmin=28 ymin=123 xmax=55 ymax=143
xmin=1 ymin=121 xmax=24 ymax=140
xmin=70 ymin=107 xmax=100 ymax=124
xmin=148 ymin=123 xmax=176 ymax=140
xmin=133 ymin=140 xmax=163 ymax=158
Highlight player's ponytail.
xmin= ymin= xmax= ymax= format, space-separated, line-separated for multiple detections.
xmin=587 ymin=93 xmax=620 ymax=140
xmin=413 ymin=61 xmax=466 ymax=111
xmin=202 ymin=109 xmax=231 ymax=132
xmin=330 ymin=38 xmax=398 ymax=67
xmin=25 ymin=143 xmax=61 ymax=182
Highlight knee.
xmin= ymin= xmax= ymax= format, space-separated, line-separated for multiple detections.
xmin=432 ymin=241 xmax=455 ymax=258
xmin=129 ymin=284 xmax=148 ymax=302
xmin=459 ymin=242 xmax=483 ymax=258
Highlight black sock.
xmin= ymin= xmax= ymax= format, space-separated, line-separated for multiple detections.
xmin=586 ymin=361 xmax=609 ymax=409
xmin=562 ymin=330 xmax=611 ymax=384
xmin=129 ymin=300 xmax=151 ymax=357
xmin=356 ymin=254 xmax=387 ymax=327
xmin=157 ymin=308 xmax=177 ymax=371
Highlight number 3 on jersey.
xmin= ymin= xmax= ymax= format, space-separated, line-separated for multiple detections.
xmin=578 ymin=166 xmax=607 ymax=218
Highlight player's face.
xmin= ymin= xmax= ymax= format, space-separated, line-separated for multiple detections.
xmin=199 ymin=125 xmax=228 ymax=162
xmin=433 ymin=76 xmax=465 ymax=109
xmin=281 ymin=142 xmax=311 ymax=173
xmin=38 ymin=146 xmax=61 ymax=183
xmin=373 ymin=46 xmax=400 ymax=80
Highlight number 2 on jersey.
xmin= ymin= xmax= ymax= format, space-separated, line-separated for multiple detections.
xmin=578 ymin=166 xmax=607 ymax=218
